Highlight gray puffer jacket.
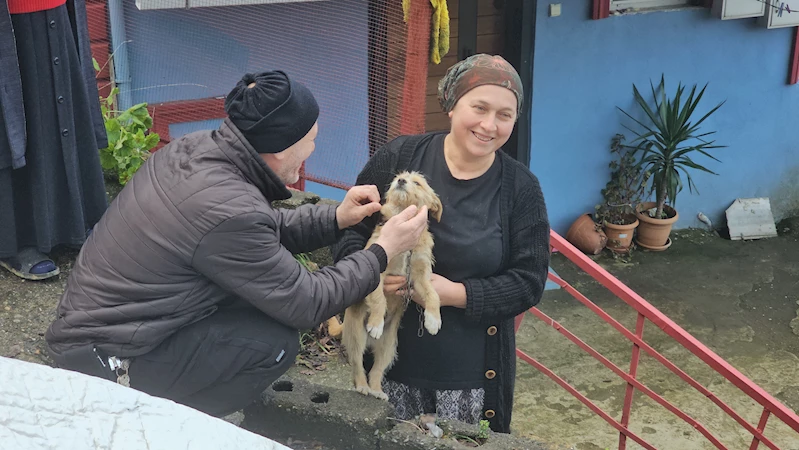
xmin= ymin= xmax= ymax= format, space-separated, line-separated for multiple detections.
xmin=45 ymin=119 xmax=381 ymax=358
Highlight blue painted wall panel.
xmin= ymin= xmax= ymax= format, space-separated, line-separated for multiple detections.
xmin=531 ymin=4 xmax=799 ymax=233
xmin=124 ymin=0 xmax=369 ymax=188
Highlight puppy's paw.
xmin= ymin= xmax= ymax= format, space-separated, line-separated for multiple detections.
xmin=355 ymin=385 xmax=371 ymax=397
xmin=368 ymin=389 xmax=389 ymax=401
xmin=366 ymin=321 xmax=385 ymax=339
xmin=424 ymin=310 xmax=442 ymax=335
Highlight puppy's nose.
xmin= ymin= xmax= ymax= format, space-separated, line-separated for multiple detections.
xmin=397 ymin=178 xmax=406 ymax=186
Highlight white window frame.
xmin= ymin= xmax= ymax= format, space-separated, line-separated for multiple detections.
xmin=135 ymin=0 xmax=327 ymax=11
xmin=610 ymin=0 xmax=690 ymax=12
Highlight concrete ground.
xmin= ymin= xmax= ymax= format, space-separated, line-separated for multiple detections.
xmin=511 ymin=227 xmax=799 ymax=449
xmin=2 ymin=183 xmax=799 ymax=448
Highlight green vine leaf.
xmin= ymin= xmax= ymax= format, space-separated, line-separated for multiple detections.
xmin=94 ymin=60 xmax=158 ymax=186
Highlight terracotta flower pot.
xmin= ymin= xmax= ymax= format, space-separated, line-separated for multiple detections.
xmin=566 ymin=214 xmax=607 ymax=255
xmin=603 ymin=216 xmax=639 ymax=253
xmin=635 ymin=202 xmax=678 ymax=251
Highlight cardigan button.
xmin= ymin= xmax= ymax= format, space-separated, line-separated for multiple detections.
xmin=57 ymin=96 xmax=64 ymax=104
xmin=484 ymin=409 xmax=496 ymax=419
xmin=485 ymin=370 xmax=496 ymax=380
xmin=61 ymin=129 xmax=69 ymax=137
xmin=487 ymin=326 xmax=497 ymax=336
xmin=53 ymin=57 xmax=60 ymax=65
xmin=49 ymin=20 xmax=56 ymax=29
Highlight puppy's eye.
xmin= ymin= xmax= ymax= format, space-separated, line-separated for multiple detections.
xmin=413 ymin=181 xmax=421 ymax=186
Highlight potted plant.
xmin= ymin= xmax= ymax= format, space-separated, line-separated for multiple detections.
xmin=618 ymin=75 xmax=725 ymax=251
xmin=595 ymin=134 xmax=649 ymax=253
xmin=565 ymin=212 xmax=607 ymax=255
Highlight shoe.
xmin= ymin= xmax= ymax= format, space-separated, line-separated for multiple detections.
xmin=0 ymin=247 xmax=60 ymax=281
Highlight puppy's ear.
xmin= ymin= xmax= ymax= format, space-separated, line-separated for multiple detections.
xmin=429 ymin=195 xmax=443 ymax=222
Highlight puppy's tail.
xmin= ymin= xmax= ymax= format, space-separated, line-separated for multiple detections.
xmin=326 ymin=316 xmax=344 ymax=339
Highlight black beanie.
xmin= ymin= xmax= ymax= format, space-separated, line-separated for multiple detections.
xmin=224 ymin=71 xmax=319 ymax=154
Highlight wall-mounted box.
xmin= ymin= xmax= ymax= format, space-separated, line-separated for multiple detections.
xmin=758 ymin=1 xmax=799 ymax=29
xmin=711 ymin=0 xmax=766 ymax=20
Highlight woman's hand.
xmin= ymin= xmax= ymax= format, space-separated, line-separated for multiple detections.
xmin=390 ymin=274 xmax=467 ymax=308
xmin=383 ymin=275 xmax=409 ymax=296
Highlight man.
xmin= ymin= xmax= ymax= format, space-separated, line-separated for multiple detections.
xmin=45 ymin=71 xmax=429 ymax=417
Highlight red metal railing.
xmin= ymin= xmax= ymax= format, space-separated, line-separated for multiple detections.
xmin=514 ymin=230 xmax=799 ymax=449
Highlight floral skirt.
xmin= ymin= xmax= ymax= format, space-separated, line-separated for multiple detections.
xmin=382 ymin=379 xmax=485 ymax=424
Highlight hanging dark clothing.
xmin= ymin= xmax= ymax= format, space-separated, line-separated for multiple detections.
xmin=0 ymin=0 xmax=108 ymax=257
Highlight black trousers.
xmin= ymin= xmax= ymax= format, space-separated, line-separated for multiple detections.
xmin=52 ymin=301 xmax=299 ymax=417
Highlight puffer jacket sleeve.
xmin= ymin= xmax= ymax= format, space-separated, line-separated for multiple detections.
xmin=192 ymin=211 xmax=381 ymax=330
xmin=463 ymin=173 xmax=550 ymax=323
xmin=276 ymin=204 xmax=340 ymax=254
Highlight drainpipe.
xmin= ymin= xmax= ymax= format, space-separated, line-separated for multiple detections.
xmin=502 ymin=0 xmax=536 ymax=167
xmin=107 ymin=0 xmax=133 ymax=111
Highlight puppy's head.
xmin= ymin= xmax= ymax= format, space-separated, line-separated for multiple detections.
xmin=382 ymin=171 xmax=443 ymax=222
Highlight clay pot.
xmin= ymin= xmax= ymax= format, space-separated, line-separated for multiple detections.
xmin=640 ymin=237 xmax=672 ymax=252
xmin=603 ymin=216 xmax=639 ymax=253
xmin=635 ymin=202 xmax=678 ymax=251
xmin=566 ymin=214 xmax=607 ymax=255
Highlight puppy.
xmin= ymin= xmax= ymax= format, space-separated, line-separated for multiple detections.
xmin=335 ymin=171 xmax=443 ymax=400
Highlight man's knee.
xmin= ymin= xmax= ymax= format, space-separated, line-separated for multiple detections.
xmin=231 ymin=313 xmax=299 ymax=373
xmin=203 ymin=307 xmax=300 ymax=374
xmin=270 ymin=322 xmax=299 ymax=371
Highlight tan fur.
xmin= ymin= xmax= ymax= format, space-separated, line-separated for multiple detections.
xmin=331 ymin=171 xmax=443 ymax=400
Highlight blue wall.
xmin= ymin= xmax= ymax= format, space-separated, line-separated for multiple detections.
xmin=531 ymin=3 xmax=799 ymax=233
xmin=122 ymin=0 xmax=370 ymax=189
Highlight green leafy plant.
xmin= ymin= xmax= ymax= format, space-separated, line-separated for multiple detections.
xmin=618 ymin=75 xmax=725 ymax=219
xmin=595 ymin=134 xmax=650 ymax=226
xmin=449 ymin=420 xmax=491 ymax=447
xmin=452 ymin=434 xmax=481 ymax=446
xmin=93 ymin=58 xmax=159 ymax=185
xmin=294 ymin=253 xmax=313 ymax=269
xmin=294 ymin=253 xmax=319 ymax=271
xmin=476 ymin=420 xmax=490 ymax=440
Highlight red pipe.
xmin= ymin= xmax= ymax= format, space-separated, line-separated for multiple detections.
xmin=547 ymin=231 xmax=799 ymax=436
xmin=619 ymin=313 xmax=646 ymax=449
xmin=399 ymin=0 xmax=431 ymax=135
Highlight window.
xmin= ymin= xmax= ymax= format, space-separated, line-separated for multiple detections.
xmin=135 ymin=0 xmax=327 ymax=10
xmin=610 ymin=0 xmax=690 ymax=12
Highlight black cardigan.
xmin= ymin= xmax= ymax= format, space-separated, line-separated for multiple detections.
xmin=332 ymin=132 xmax=550 ymax=433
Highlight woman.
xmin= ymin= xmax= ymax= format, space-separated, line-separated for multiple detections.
xmin=0 ymin=0 xmax=108 ymax=280
xmin=333 ymin=54 xmax=550 ymax=433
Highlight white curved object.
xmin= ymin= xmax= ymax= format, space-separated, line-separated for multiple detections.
xmin=0 ymin=357 xmax=292 ymax=450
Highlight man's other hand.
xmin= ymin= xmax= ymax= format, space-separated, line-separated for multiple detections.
xmin=336 ymin=185 xmax=382 ymax=230
xmin=374 ymin=205 xmax=429 ymax=261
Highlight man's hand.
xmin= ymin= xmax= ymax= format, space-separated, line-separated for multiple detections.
xmin=336 ymin=185 xmax=382 ymax=230
xmin=374 ymin=205 xmax=429 ymax=261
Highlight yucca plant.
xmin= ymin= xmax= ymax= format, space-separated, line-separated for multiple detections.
xmin=618 ymin=75 xmax=725 ymax=219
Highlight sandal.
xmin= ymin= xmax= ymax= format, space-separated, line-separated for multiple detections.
xmin=0 ymin=247 xmax=60 ymax=281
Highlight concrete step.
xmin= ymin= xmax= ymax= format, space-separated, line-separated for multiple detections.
xmin=242 ymin=375 xmax=550 ymax=450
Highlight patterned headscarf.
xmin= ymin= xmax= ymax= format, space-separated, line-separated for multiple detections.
xmin=437 ymin=54 xmax=523 ymax=117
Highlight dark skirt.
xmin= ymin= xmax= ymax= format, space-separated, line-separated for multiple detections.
xmin=0 ymin=4 xmax=108 ymax=258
